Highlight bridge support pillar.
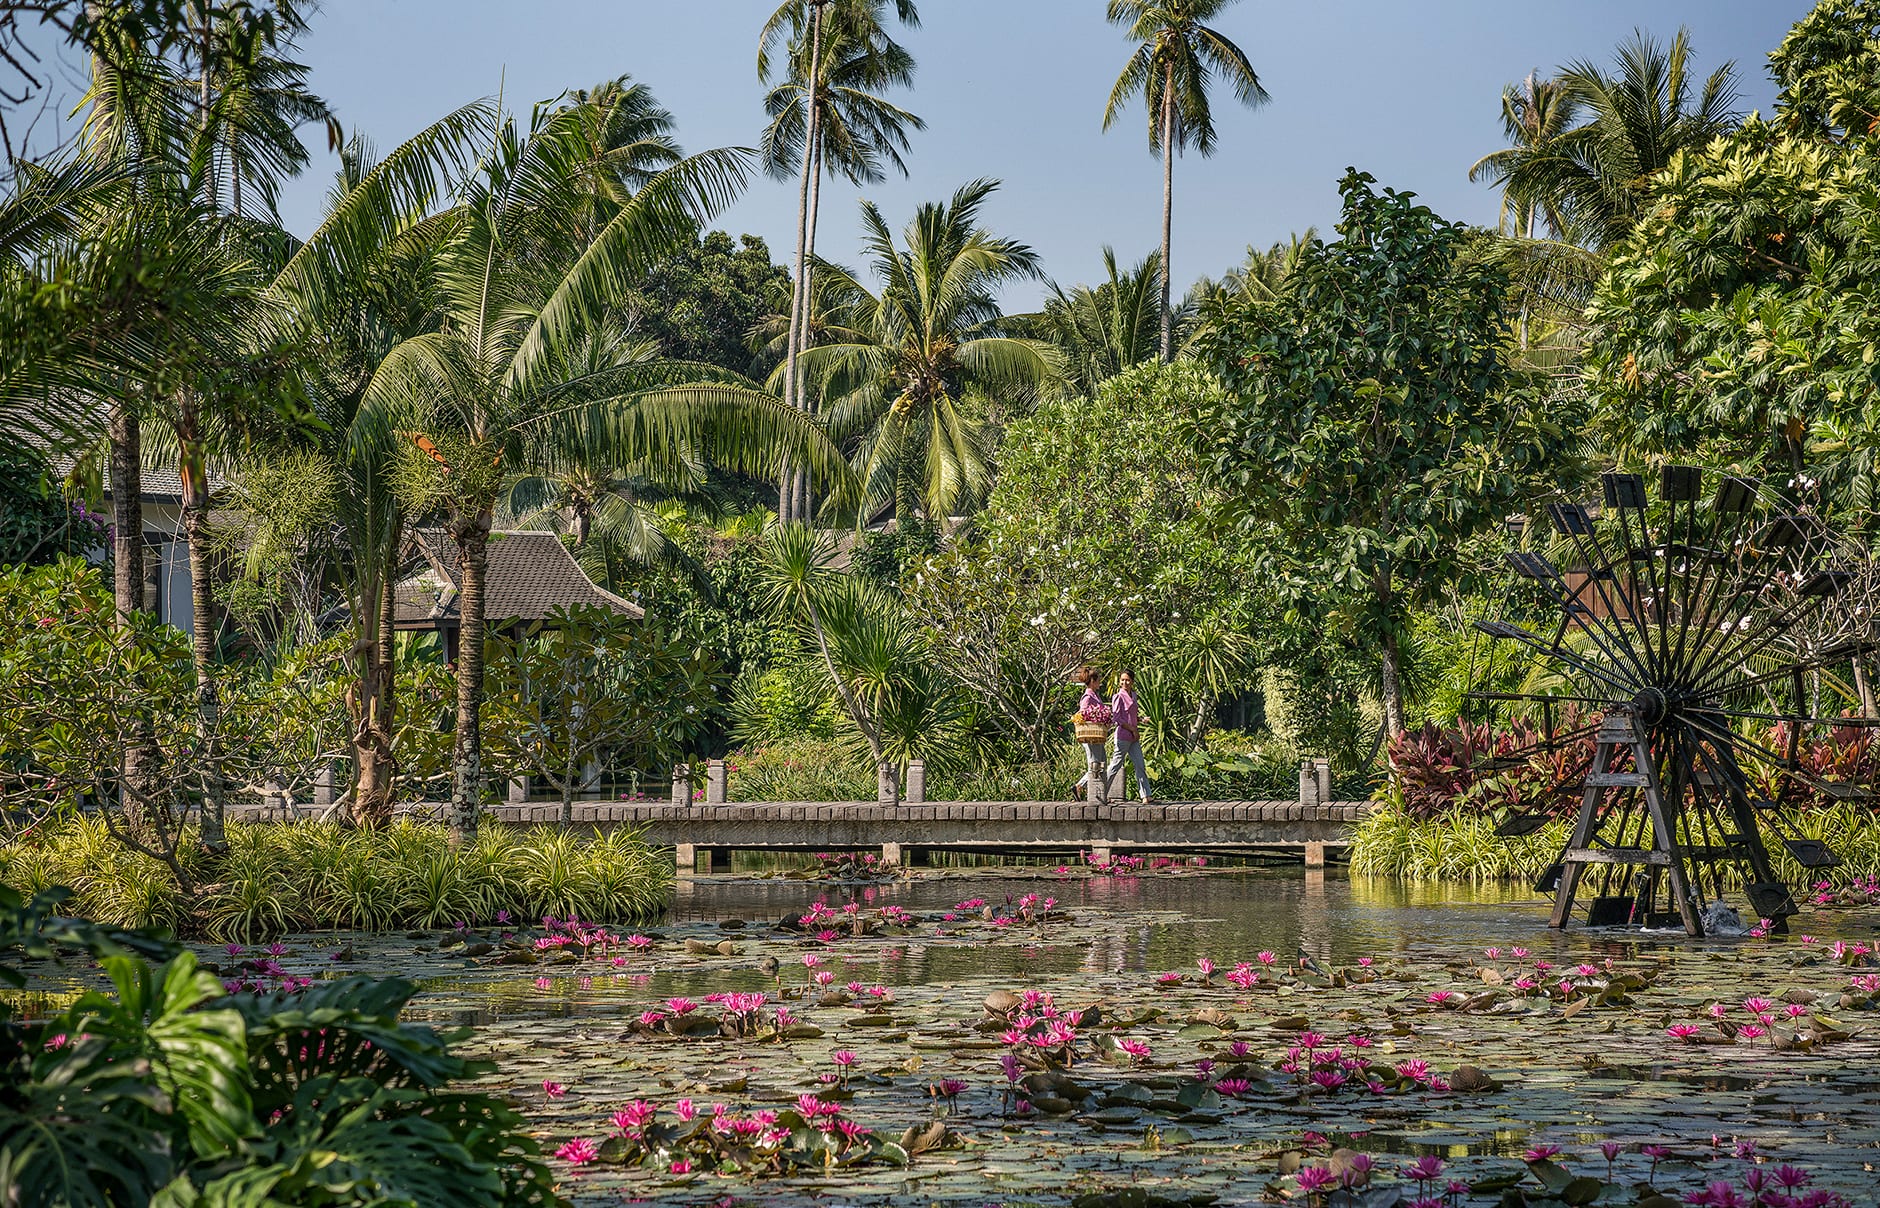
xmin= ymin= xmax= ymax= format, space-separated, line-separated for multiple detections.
xmin=1088 ymin=842 xmax=1112 ymax=865
xmin=1304 ymin=841 xmax=1327 ymax=869
xmin=675 ymin=843 xmax=697 ymax=877
xmin=881 ymin=842 xmax=903 ymax=866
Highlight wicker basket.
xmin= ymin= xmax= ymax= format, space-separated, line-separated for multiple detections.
xmin=1074 ymin=721 xmax=1111 ymax=743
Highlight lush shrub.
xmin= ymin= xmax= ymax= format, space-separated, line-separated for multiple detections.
xmin=1386 ymin=713 xmax=1596 ymax=818
xmin=728 ymin=738 xmax=874 ymax=801
xmin=0 ymin=817 xmax=670 ymax=940
xmin=1352 ymin=798 xmax=1880 ymax=886
xmin=1349 ymin=801 xmax=1566 ymax=882
xmin=1152 ymin=730 xmax=1303 ymax=800
xmin=0 ymin=884 xmax=561 ymax=1206
xmin=729 ymin=736 xmax=1092 ymax=803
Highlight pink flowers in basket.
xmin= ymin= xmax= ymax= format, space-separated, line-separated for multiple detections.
xmin=1076 ymin=703 xmax=1114 ymax=726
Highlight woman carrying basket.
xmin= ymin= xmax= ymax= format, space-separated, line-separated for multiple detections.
xmin=1071 ymin=668 xmax=1113 ymax=802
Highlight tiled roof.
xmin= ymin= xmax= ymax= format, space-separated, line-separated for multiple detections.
xmin=393 ymin=530 xmax=644 ymax=627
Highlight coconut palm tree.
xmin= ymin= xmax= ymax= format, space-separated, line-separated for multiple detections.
xmin=799 ymin=179 xmax=1062 ymax=521
xmin=1103 ymin=0 xmax=1267 ymax=362
xmin=256 ymin=108 xmax=496 ymax=824
xmin=759 ymin=0 xmax=921 ymax=522
xmin=1468 ymin=72 xmax=1577 ymax=239
xmin=1036 ymin=248 xmax=1162 ymax=394
xmin=1502 ymin=30 xmax=1738 ymax=250
xmin=364 ymin=94 xmax=848 ymax=844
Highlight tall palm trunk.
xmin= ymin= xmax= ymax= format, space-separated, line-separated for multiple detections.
xmin=1159 ymin=65 xmax=1175 ymax=363
xmin=108 ymin=401 xmax=145 ymax=624
xmin=448 ymin=508 xmax=492 ymax=845
xmin=179 ymin=438 xmax=226 ymax=849
xmin=794 ymin=136 xmax=825 ymax=522
xmin=351 ymin=525 xmax=400 ymax=826
xmin=108 ymin=397 xmax=153 ymax=821
xmin=780 ymin=0 xmax=825 ymax=522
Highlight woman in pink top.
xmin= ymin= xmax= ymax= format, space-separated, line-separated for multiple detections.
xmin=1106 ymin=670 xmax=1150 ymax=803
xmin=1072 ymin=668 xmax=1109 ymax=800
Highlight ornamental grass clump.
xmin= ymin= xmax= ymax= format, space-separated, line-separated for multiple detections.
xmin=0 ymin=817 xmax=669 ymax=939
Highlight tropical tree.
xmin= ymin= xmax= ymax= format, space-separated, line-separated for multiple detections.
xmin=1195 ymin=170 xmax=1577 ymax=738
xmin=759 ymin=0 xmax=922 ymax=522
xmin=252 ymin=107 xmax=494 ymax=824
xmin=368 ymin=93 xmax=845 ymax=845
xmin=1583 ymin=0 xmax=1880 ymax=515
xmin=1103 ymin=0 xmax=1268 ymax=361
xmin=1509 ymin=29 xmax=1738 ymax=250
xmin=1468 ymin=72 xmax=1577 ymax=239
xmin=1034 ymin=248 xmax=1162 ymax=395
xmin=798 ymin=179 xmax=1062 ymax=520
xmin=70 ymin=16 xmax=329 ymax=846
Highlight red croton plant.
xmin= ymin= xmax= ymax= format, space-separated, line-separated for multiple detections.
xmin=1386 ymin=711 xmax=1599 ymax=819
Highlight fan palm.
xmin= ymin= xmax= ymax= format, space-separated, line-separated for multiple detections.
xmin=759 ymin=0 xmax=921 ymax=522
xmin=798 ymin=179 xmax=1061 ymax=521
xmin=364 ymin=94 xmax=847 ymax=844
xmin=1468 ymin=72 xmax=1577 ymax=239
xmin=1103 ymin=0 xmax=1268 ymax=361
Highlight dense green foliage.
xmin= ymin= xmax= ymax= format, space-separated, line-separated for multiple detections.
xmin=1196 ymin=170 xmax=1576 ymax=735
xmin=621 ymin=229 xmax=790 ymax=375
xmin=0 ymin=882 xmax=561 ymax=1206
xmin=1585 ymin=3 xmax=1880 ymax=515
xmin=0 ymin=817 xmax=670 ymax=939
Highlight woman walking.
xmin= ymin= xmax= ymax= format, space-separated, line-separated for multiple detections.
xmin=1072 ymin=668 xmax=1110 ymax=802
xmin=1106 ymin=671 xmax=1151 ymax=803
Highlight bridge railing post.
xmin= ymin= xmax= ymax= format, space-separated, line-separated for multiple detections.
xmin=671 ymin=764 xmax=692 ymax=807
xmin=904 ymin=759 xmax=925 ymax=804
xmin=876 ymin=760 xmax=900 ymax=806
xmin=1314 ymin=758 xmax=1332 ymax=804
xmin=1298 ymin=760 xmax=1319 ymax=808
xmin=706 ymin=760 xmax=727 ymax=804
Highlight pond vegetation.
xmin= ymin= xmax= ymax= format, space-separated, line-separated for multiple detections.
xmin=19 ymin=868 xmax=1864 ymax=1206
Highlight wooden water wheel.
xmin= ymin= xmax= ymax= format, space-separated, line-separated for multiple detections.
xmin=1473 ymin=466 xmax=1878 ymax=936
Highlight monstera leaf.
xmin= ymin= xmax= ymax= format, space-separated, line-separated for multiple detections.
xmin=51 ymin=952 xmax=253 ymax=1159
xmin=230 ymin=976 xmax=476 ymax=1115
xmin=0 ymin=1036 xmax=175 ymax=1207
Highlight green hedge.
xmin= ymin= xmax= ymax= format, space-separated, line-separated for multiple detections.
xmin=0 ymin=817 xmax=670 ymax=940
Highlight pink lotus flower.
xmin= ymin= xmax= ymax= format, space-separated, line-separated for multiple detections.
xmin=1511 ymin=947 xmax=1529 ymax=958
xmin=554 ymin=1137 xmax=598 ymax=1164
xmin=1738 ymin=1024 xmax=1767 ymax=1040
xmin=1426 ymin=990 xmax=1459 ymax=1006
xmin=674 ymin=1098 xmax=696 ymax=1121
xmin=1197 ymin=957 xmax=1216 ymax=982
xmin=833 ymin=1050 xmax=856 ymax=1067
xmin=542 ymin=1080 xmax=567 ymax=1099
xmin=1667 ymin=1023 xmax=1701 ymax=1041
xmin=1258 ymin=951 xmax=1276 ymax=965
xmin=1214 ymin=1077 xmax=1252 ymax=1096
xmin=1523 ymin=1144 xmax=1562 ymax=1162
xmin=1484 ymin=946 xmax=1501 ymax=959
xmin=668 ymin=1158 xmax=692 ymax=1174
xmin=1743 ymin=996 xmax=1775 ymax=1015
xmin=1118 ymin=1038 xmax=1151 ymax=1062
xmin=1403 ymin=1154 xmax=1445 ymax=1181
xmin=1357 ymin=956 xmax=1374 ymax=967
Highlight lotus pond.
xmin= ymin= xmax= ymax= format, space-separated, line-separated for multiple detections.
xmin=171 ymin=869 xmax=1880 ymax=1204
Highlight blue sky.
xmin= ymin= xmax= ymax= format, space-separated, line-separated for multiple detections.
xmin=86 ymin=1 xmax=1825 ymax=308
